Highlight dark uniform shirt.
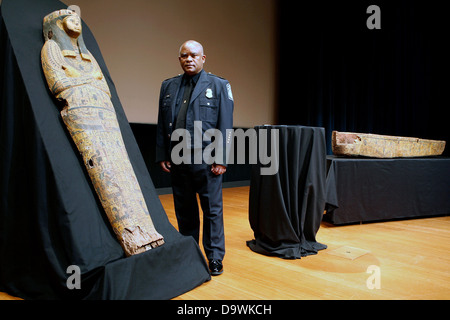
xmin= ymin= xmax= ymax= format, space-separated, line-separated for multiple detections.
xmin=174 ymin=70 xmax=203 ymax=128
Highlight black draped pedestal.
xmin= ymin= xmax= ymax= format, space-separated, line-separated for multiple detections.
xmin=247 ymin=125 xmax=327 ymax=259
xmin=324 ymin=156 xmax=450 ymax=225
xmin=0 ymin=0 xmax=210 ymax=299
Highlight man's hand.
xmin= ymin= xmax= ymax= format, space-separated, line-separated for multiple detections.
xmin=160 ymin=161 xmax=171 ymax=173
xmin=211 ymin=163 xmax=226 ymax=175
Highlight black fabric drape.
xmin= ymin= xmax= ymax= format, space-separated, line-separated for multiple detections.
xmin=277 ymin=0 xmax=449 ymax=156
xmin=325 ymin=156 xmax=450 ymax=225
xmin=0 ymin=0 xmax=210 ymax=300
xmin=247 ymin=125 xmax=327 ymax=259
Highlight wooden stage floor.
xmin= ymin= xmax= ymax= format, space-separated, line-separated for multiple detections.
xmin=1 ymin=186 xmax=449 ymax=300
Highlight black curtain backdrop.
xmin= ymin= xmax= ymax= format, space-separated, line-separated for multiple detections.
xmin=278 ymin=0 xmax=449 ymax=155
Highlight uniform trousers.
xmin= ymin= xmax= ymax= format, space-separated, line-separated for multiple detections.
xmin=170 ymin=162 xmax=225 ymax=261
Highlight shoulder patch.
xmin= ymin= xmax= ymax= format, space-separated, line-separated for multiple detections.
xmin=226 ymin=83 xmax=233 ymax=101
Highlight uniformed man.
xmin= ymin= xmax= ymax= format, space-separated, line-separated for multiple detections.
xmin=156 ymin=40 xmax=234 ymax=275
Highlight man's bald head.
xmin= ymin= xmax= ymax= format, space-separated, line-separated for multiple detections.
xmin=179 ymin=40 xmax=204 ymax=56
xmin=178 ymin=40 xmax=206 ymax=76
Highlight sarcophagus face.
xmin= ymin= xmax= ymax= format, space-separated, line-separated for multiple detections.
xmin=41 ymin=9 xmax=164 ymax=256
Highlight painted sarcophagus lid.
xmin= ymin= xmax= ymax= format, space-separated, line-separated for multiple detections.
xmin=41 ymin=9 xmax=164 ymax=256
xmin=332 ymin=131 xmax=446 ymax=158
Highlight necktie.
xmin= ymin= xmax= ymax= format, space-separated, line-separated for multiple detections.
xmin=175 ymin=78 xmax=194 ymax=129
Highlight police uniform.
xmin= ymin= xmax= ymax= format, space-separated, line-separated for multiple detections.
xmin=156 ymin=69 xmax=234 ymax=264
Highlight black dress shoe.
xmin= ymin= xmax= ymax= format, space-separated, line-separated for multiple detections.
xmin=209 ymin=260 xmax=223 ymax=276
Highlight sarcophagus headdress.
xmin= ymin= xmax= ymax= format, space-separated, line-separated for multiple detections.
xmin=41 ymin=9 xmax=164 ymax=256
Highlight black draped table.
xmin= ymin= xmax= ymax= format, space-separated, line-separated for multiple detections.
xmin=324 ymin=156 xmax=450 ymax=225
xmin=247 ymin=125 xmax=327 ymax=259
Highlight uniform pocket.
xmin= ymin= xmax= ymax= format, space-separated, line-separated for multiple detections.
xmin=162 ymin=95 xmax=172 ymax=108
xmin=199 ymin=97 xmax=218 ymax=122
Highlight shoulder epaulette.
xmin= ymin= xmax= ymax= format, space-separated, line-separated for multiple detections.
xmin=206 ymin=72 xmax=227 ymax=81
xmin=163 ymin=74 xmax=182 ymax=82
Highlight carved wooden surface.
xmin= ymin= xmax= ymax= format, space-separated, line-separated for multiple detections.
xmin=332 ymin=131 xmax=446 ymax=158
xmin=41 ymin=10 xmax=164 ymax=256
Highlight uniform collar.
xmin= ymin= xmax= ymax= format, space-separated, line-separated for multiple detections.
xmin=183 ymin=69 xmax=204 ymax=85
